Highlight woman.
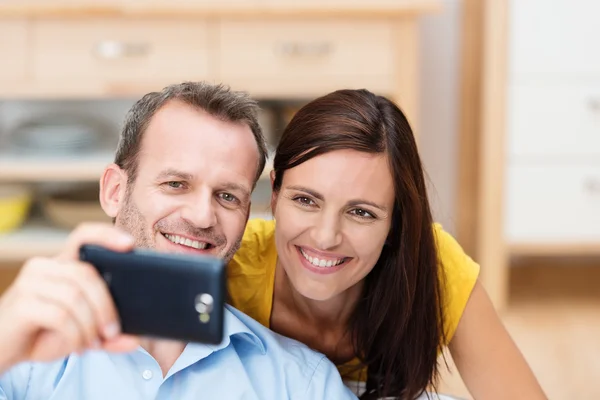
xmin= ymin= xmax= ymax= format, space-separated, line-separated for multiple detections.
xmin=228 ymin=89 xmax=545 ymax=399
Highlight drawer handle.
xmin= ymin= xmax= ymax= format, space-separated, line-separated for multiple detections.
xmin=93 ymin=41 xmax=151 ymax=59
xmin=584 ymin=178 xmax=600 ymax=194
xmin=275 ymin=42 xmax=333 ymax=58
xmin=588 ymin=98 xmax=600 ymax=112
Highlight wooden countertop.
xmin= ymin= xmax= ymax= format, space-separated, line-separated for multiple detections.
xmin=0 ymin=1 xmax=441 ymax=18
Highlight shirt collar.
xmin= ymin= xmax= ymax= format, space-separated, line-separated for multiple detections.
xmin=188 ymin=304 xmax=266 ymax=355
xmin=140 ymin=305 xmax=267 ymax=380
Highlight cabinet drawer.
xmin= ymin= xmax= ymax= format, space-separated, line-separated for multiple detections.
xmin=509 ymin=0 xmax=600 ymax=79
xmin=0 ymin=20 xmax=28 ymax=83
xmin=508 ymin=82 xmax=600 ymax=158
xmin=505 ymin=163 xmax=600 ymax=243
xmin=217 ymin=20 xmax=395 ymax=96
xmin=31 ymin=19 xmax=210 ymax=88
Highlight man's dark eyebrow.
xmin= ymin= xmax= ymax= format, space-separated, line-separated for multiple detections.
xmin=285 ymin=185 xmax=388 ymax=212
xmin=156 ymin=169 xmax=195 ymax=182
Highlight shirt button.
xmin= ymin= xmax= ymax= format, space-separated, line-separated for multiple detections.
xmin=142 ymin=370 xmax=153 ymax=380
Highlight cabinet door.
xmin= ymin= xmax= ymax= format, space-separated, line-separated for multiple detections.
xmin=508 ymin=82 xmax=600 ymax=158
xmin=0 ymin=20 xmax=28 ymax=83
xmin=31 ymin=18 xmax=211 ymax=94
xmin=505 ymin=163 xmax=600 ymax=243
xmin=217 ymin=19 xmax=396 ymax=97
xmin=509 ymin=0 xmax=600 ymax=79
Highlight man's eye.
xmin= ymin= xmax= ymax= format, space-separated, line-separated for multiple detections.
xmin=167 ymin=181 xmax=184 ymax=189
xmin=219 ymin=193 xmax=237 ymax=202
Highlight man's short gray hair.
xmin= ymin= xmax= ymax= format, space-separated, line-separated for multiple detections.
xmin=115 ymin=81 xmax=268 ymax=186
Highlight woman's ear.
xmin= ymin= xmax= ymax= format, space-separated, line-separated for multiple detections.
xmin=269 ymin=169 xmax=276 ymax=190
xmin=270 ymin=169 xmax=278 ymax=216
xmin=99 ymin=163 xmax=128 ymax=218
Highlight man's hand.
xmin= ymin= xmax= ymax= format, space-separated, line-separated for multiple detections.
xmin=0 ymin=223 xmax=140 ymax=374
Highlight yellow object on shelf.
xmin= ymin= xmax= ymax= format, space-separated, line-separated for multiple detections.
xmin=0 ymin=185 xmax=32 ymax=234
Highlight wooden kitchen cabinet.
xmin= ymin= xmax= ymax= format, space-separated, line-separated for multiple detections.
xmin=0 ymin=0 xmax=440 ymax=264
xmin=0 ymin=20 xmax=29 ymax=83
xmin=0 ymin=0 xmax=438 ymax=121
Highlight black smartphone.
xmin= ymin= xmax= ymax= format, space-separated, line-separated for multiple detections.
xmin=79 ymin=244 xmax=226 ymax=345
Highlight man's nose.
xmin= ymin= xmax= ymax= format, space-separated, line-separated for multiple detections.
xmin=181 ymin=190 xmax=217 ymax=229
xmin=309 ymin=213 xmax=343 ymax=250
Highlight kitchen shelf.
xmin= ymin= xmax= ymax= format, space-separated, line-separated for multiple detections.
xmin=0 ymin=220 xmax=70 ymax=263
xmin=0 ymin=212 xmax=274 ymax=264
xmin=0 ymin=153 xmax=273 ymax=182
xmin=0 ymin=152 xmax=114 ymax=182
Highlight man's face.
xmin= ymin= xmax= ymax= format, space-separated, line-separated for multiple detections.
xmin=104 ymin=100 xmax=259 ymax=263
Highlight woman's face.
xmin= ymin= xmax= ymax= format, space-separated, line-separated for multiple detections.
xmin=272 ymin=149 xmax=395 ymax=301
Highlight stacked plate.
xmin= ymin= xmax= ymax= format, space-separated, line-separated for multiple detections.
xmin=6 ymin=116 xmax=105 ymax=156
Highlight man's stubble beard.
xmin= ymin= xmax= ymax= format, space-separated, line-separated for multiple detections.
xmin=115 ymin=186 xmax=244 ymax=264
xmin=115 ymin=187 xmax=155 ymax=249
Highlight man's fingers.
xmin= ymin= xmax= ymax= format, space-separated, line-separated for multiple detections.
xmin=57 ymin=222 xmax=135 ymax=262
xmin=19 ymin=256 xmax=122 ymax=343
xmin=23 ymin=258 xmax=121 ymax=344
xmin=101 ymin=334 xmax=140 ymax=353
xmin=66 ymin=261 xmax=122 ymax=341
xmin=24 ymin=298 xmax=86 ymax=355
xmin=33 ymin=279 xmax=98 ymax=349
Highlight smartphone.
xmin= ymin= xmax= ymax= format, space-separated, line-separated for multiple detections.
xmin=79 ymin=244 xmax=226 ymax=345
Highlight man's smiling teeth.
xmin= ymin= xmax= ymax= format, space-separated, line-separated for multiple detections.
xmin=164 ymin=234 xmax=208 ymax=250
xmin=300 ymin=248 xmax=345 ymax=268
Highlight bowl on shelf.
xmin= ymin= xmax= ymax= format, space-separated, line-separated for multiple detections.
xmin=42 ymin=185 xmax=111 ymax=230
xmin=0 ymin=184 xmax=33 ymax=234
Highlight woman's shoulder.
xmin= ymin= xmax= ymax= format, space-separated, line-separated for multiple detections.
xmin=432 ymin=223 xmax=480 ymax=275
xmin=229 ymin=218 xmax=277 ymax=275
xmin=431 ymin=223 xmax=481 ymax=342
xmin=227 ymin=218 xmax=278 ymax=327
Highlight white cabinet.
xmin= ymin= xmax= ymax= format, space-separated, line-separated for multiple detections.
xmin=504 ymin=0 xmax=600 ymax=246
xmin=509 ymin=0 xmax=600 ymax=80
xmin=506 ymin=164 xmax=600 ymax=243
xmin=507 ymin=82 xmax=600 ymax=158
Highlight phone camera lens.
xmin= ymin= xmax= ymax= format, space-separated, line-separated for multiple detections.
xmin=195 ymin=293 xmax=214 ymax=314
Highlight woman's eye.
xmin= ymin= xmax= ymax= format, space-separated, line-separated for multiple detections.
xmin=350 ymin=208 xmax=374 ymax=219
xmin=294 ymin=196 xmax=315 ymax=206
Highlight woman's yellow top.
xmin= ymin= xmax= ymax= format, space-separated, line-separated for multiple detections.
xmin=227 ymin=218 xmax=480 ymax=381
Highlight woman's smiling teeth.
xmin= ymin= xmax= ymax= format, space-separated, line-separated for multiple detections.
xmin=164 ymin=233 xmax=208 ymax=250
xmin=300 ymin=247 xmax=346 ymax=268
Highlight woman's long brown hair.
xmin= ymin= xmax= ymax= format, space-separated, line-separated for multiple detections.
xmin=272 ymin=89 xmax=446 ymax=399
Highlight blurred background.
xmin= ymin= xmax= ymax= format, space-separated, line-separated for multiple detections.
xmin=0 ymin=1 xmax=598 ymax=398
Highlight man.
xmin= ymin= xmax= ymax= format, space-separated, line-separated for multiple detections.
xmin=0 ymin=82 xmax=357 ymax=399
